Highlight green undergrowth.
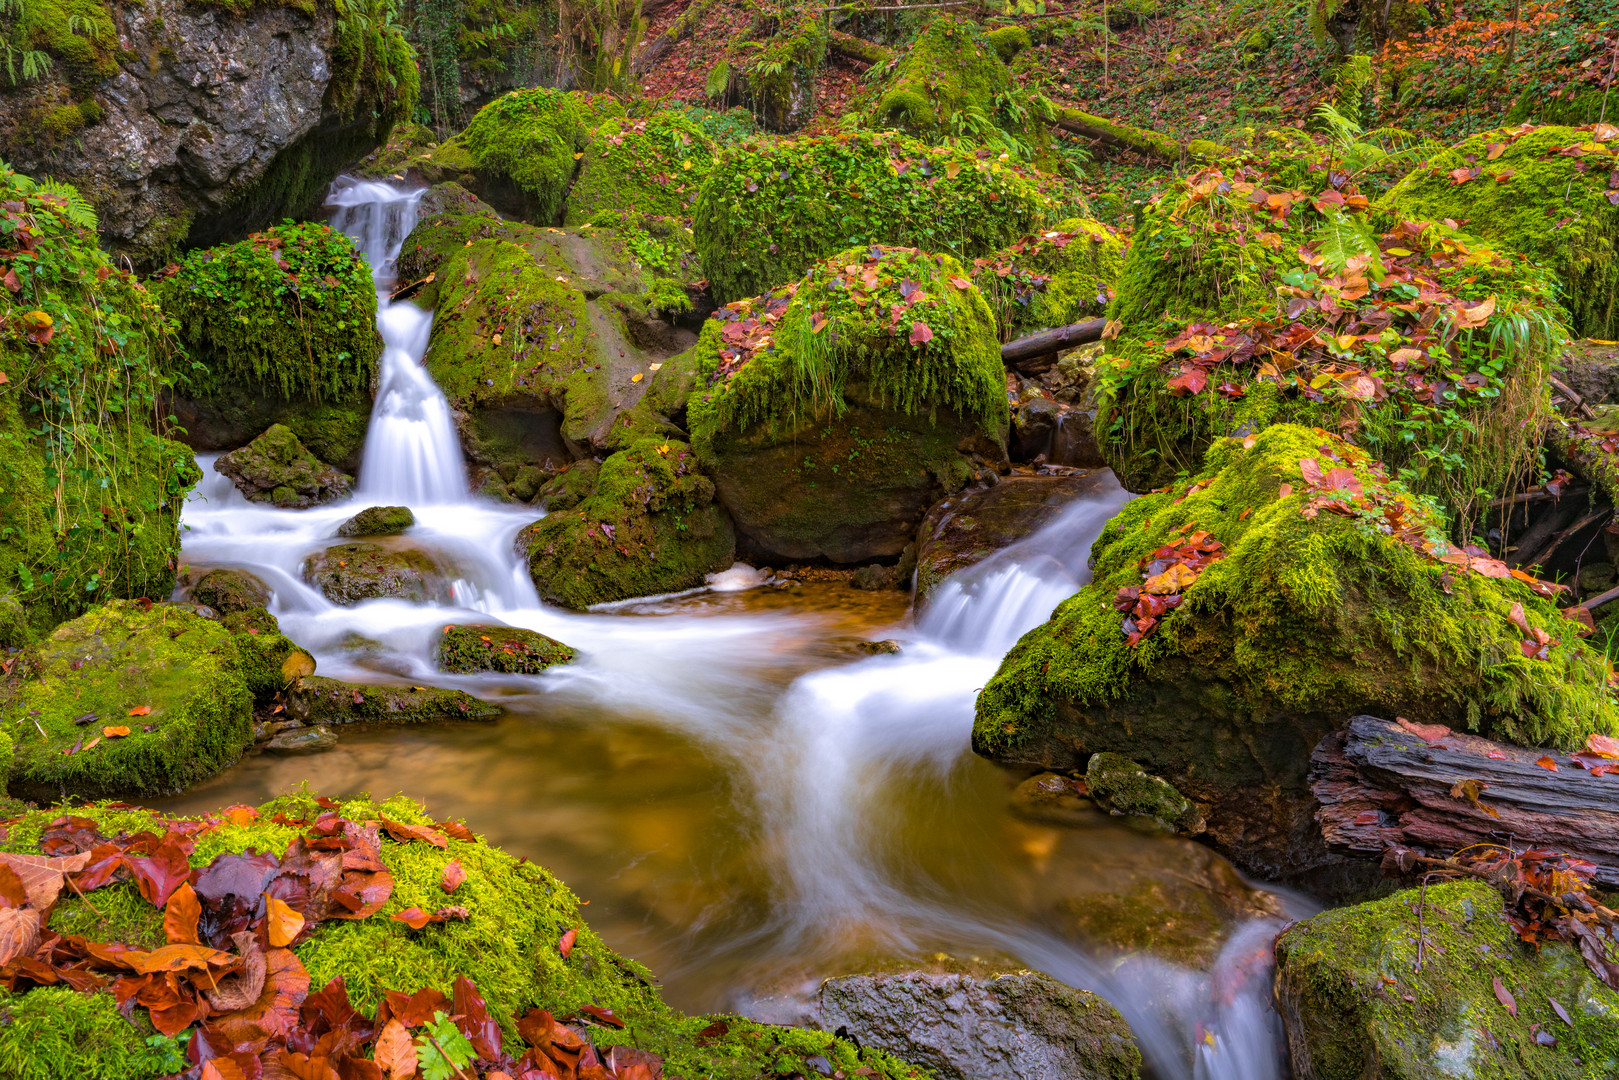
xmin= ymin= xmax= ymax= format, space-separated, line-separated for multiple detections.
xmin=1381 ymin=124 xmax=1619 ymax=340
xmin=565 ymin=111 xmax=719 ymax=224
xmin=693 ymin=130 xmax=1073 ymax=303
xmin=973 ymin=217 xmax=1126 ymax=340
xmin=157 ymin=222 xmax=381 ymax=406
xmin=0 ymin=986 xmax=184 ymax=1080
xmin=461 ymin=87 xmax=625 ymax=223
xmin=0 ymin=163 xmax=199 ymax=627
xmin=1099 ymin=162 xmax=1563 ymax=529
xmin=719 ymin=10 xmax=827 ymax=132
xmin=974 ymin=424 xmax=1619 ymax=769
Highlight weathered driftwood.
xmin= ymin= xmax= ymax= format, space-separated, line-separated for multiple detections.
xmin=1311 ymin=715 xmax=1619 ymax=888
xmin=1000 ymin=317 xmax=1107 ymax=366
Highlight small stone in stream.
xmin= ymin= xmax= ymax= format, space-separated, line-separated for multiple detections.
xmin=1009 ymin=772 xmax=1096 ymax=829
xmin=436 ymin=624 xmax=576 ymax=675
xmin=853 ymin=639 xmax=902 ymax=655
xmin=264 ymin=725 xmax=338 ymax=754
xmin=191 ymin=567 xmax=272 ymax=613
xmin=301 ymin=543 xmax=447 ymax=606
xmin=337 ymin=505 xmax=416 ymax=538
xmin=287 ymin=676 xmax=500 ymax=725
xmin=850 ymin=564 xmax=898 ymax=591
xmin=1086 ymin=753 xmax=1206 ymax=835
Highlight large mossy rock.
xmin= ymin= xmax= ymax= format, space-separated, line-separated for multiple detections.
xmin=337 ymin=504 xmax=415 ymax=537
xmin=565 ymin=111 xmax=719 ymax=224
xmin=0 ymin=165 xmax=200 ymax=630
xmin=817 ymin=969 xmax=1141 ymax=1080
xmin=517 ymin=438 xmax=735 ymax=609
xmin=1275 ymin=881 xmax=1619 ymax=1079
xmin=189 ymin=567 xmax=271 ymax=614
xmin=1382 ymin=124 xmax=1619 ymax=340
xmin=0 ymin=601 xmax=254 ymax=799
xmin=693 ymin=131 xmax=1067 ymax=304
xmin=301 ymin=542 xmax=447 ymax=606
xmin=972 ymin=424 xmax=1619 ymax=880
xmin=437 ymin=624 xmax=576 ymax=674
xmin=1099 ymin=163 xmax=1562 ymax=528
xmin=0 ymin=793 xmax=931 ymax=1080
xmin=689 ymin=245 xmax=1009 ymax=563
xmin=973 ymin=218 xmax=1125 ymax=340
xmin=287 ymin=676 xmax=499 ymax=725
xmin=215 ymin=424 xmax=353 ymax=508
xmin=458 ymin=87 xmax=625 ymax=223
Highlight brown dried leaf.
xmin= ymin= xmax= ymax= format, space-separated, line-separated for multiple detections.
xmin=373 ymin=1018 xmax=418 ymax=1080
xmin=1493 ymin=975 xmax=1518 ymax=1016
xmin=440 ymin=859 xmax=466 ymax=894
xmin=0 ymin=907 xmax=40 ymax=966
xmin=163 ymin=882 xmax=201 ymax=945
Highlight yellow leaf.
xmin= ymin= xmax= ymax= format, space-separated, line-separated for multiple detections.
xmin=1242 ymin=434 xmax=1257 ymax=449
xmin=102 ymin=725 xmax=130 ymax=738
xmin=631 ymin=372 xmax=644 ymax=382
xmin=573 ymin=152 xmax=584 ymax=159
xmin=1143 ymin=563 xmax=1199 ymax=595
xmin=264 ymin=895 xmax=305 ymax=948
xmin=656 ymin=444 xmax=670 ymax=455
xmin=491 ymin=333 xmax=502 ymax=346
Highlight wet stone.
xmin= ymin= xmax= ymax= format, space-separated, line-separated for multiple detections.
xmin=1086 ymin=752 xmax=1206 ymax=835
xmin=190 ymin=567 xmax=272 ymax=613
xmin=336 ymin=505 xmax=416 ymax=538
xmin=301 ymin=543 xmax=447 ymax=606
xmin=263 ymin=725 xmax=338 ymax=754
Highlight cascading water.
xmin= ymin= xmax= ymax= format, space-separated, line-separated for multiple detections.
xmin=171 ymin=178 xmax=1304 ymax=1080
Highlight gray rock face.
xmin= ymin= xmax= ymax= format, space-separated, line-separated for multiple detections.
xmin=816 ymin=970 xmax=1141 ymax=1080
xmin=0 ymin=0 xmax=407 ymax=263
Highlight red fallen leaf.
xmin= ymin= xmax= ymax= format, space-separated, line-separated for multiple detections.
xmin=1470 ymin=557 xmax=1513 ymax=579
xmin=128 ymin=705 xmax=151 ymax=716
xmin=1493 ymin=975 xmax=1518 ymax=1016
xmin=435 ymin=821 xmax=477 ymax=842
xmin=380 ymin=818 xmax=447 ymax=849
xmin=908 ymin=321 xmax=933 ymax=346
xmin=327 ymin=869 xmax=394 ymax=920
xmin=1487 ymin=750 xmax=1507 ymax=760
xmin=454 ymin=974 xmax=503 ymax=1060
xmin=559 ymin=927 xmax=577 ymax=958
xmin=1113 ymin=585 xmax=1140 ymax=613
xmin=576 ymin=1004 xmax=627 ymax=1029
xmin=0 ymin=864 xmax=24 ymax=909
xmin=440 ymin=859 xmax=465 ymax=893
xmin=210 ymin=948 xmax=312 ymax=1046
xmin=1586 ymin=733 xmax=1619 ymax=759
xmin=1507 ymin=602 xmax=1533 ymax=636
xmin=1536 ymin=756 xmax=1559 ymax=772
xmin=390 ymin=906 xmax=435 ymax=929
xmin=380 ymin=985 xmax=450 ymax=1028
xmin=1166 ymin=366 xmax=1208 ymax=396
xmin=125 ymin=941 xmax=239 ymax=975
xmin=1299 ymin=458 xmax=1324 ymax=486
xmin=0 ymin=907 xmax=41 ymax=966
xmin=949 ymin=276 xmax=972 ymax=289
xmin=125 ymin=833 xmax=194 ymax=907
xmin=1278 ymin=483 xmax=1293 ymax=499
xmin=1396 ymin=716 xmax=1452 ymax=743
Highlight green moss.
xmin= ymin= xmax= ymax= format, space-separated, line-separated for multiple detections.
xmin=288 ymin=677 xmax=497 ymax=724
xmin=301 ymin=543 xmax=441 ymax=606
xmin=338 ymin=504 xmax=415 ymax=537
xmin=214 ymin=423 xmax=352 ymax=508
xmin=725 ymin=13 xmax=828 ymax=132
xmin=536 ymin=459 xmax=600 ymax=510
xmin=517 ymin=438 xmax=734 ymax=608
xmin=973 ymin=217 xmax=1125 ymax=339
xmin=436 ymin=623 xmax=575 ymax=674
xmin=565 ymin=112 xmax=719 ymax=225
xmin=974 ymin=424 xmax=1619 ymax=779
xmin=1085 ymin=752 xmax=1202 ymax=833
xmin=984 ymin=24 xmax=1032 ymax=61
xmin=0 ymin=987 xmax=183 ymax=1080
xmin=1 ymin=600 xmax=254 ymax=798
xmin=1381 ymin=125 xmax=1619 ymax=340
xmin=693 ymin=130 xmax=1064 ymax=304
xmin=158 ymin=222 xmax=380 ymax=405
xmin=461 ymin=88 xmax=625 ymax=223
xmin=222 ymin=606 xmax=314 ymax=699
xmin=191 ymin=567 xmax=271 ymax=613
xmin=1275 ymin=881 xmax=1619 ymax=1079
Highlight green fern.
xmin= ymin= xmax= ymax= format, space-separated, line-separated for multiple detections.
xmin=1316 ymin=206 xmax=1384 ymax=278
xmin=705 ymin=58 xmax=731 ymax=99
xmin=10 ymin=172 xmax=97 ymax=230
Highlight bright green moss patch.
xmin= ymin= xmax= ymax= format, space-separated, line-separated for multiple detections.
xmin=222 ymin=606 xmax=315 ymax=699
xmin=0 ymin=986 xmax=184 ymax=1080
xmin=461 ymin=88 xmax=625 ymax=224
xmin=157 ymin=222 xmax=381 ymax=405
xmin=0 ymin=600 xmax=254 ymax=799
xmin=972 ymin=217 xmax=1125 ymax=340
xmin=693 ymin=130 xmax=1064 ymax=303
xmin=1381 ymin=124 xmax=1619 ymax=340
xmin=517 ymin=438 xmax=734 ymax=608
xmin=565 ymin=112 xmax=719 ymax=224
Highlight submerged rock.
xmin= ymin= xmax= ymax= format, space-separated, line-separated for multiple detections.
xmin=1275 ymin=881 xmax=1619 ymax=1079
xmin=337 ymin=505 xmax=416 ymax=538
xmin=0 ymin=600 xmax=253 ymax=799
xmin=216 ymin=424 xmax=353 ymax=509
xmin=263 ymin=724 xmax=338 ymax=754
xmin=1085 ymin=753 xmax=1204 ymax=835
xmin=436 ymin=624 xmax=576 ymax=675
xmin=816 ymin=969 xmax=1141 ymax=1080
xmin=301 ymin=543 xmax=446 ymax=606
xmin=189 ymin=568 xmax=271 ymax=614
xmin=287 ymin=677 xmax=500 ymax=725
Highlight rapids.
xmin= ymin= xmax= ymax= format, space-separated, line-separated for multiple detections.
xmin=163 ymin=178 xmax=1309 ymax=1080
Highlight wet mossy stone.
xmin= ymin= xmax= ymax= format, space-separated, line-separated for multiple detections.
xmin=693 ymin=130 xmax=1064 ymax=304
xmin=221 ymin=607 xmax=315 ymax=700
xmin=287 ymin=677 xmax=500 ymax=725
xmin=0 ymin=593 xmax=28 ymax=650
xmin=215 ymin=424 xmax=353 ymax=509
xmin=436 ymin=624 xmax=576 ymax=675
xmin=301 ymin=543 xmax=446 ymax=607
xmin=190 ymin=567 xmax=271 ymax=614
xmin=336 ymin=505 xmax=415 ymax=537
xmin=517 ymin=438 xmax=735 ymax=609
xmin=564 ymin=112 xmax=719 ymax=225
xmin=972 ymin=218 xmax=1125 ymax=340
xmin=688 ymin=246 xmax=1009 ymax=563
xmin=460 ymin=88 xmax=626 ymax=223
xmin=1382 ymin=125 xmax=1619 ymax=340
xmin=972 ymin=424 xmax=1619 ymax=880
xmin=537 ymin=460 xmax=601 ymax=510
xmin=1084 ymin=752 xmax=1205 ymax=834
xmin=0 ymin=793 xmax=932 ymax=1080
xmin=1275 ymin=881 xmax=1619 ymax=1079
xmin=0 ymin=600 xmax=253 ymax=800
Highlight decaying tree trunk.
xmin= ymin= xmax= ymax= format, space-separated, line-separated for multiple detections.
xmin=1000 ymin=318 xmax=1107 ymax=367
xmin=1311 ymin=715 xmax=1619 ymax=888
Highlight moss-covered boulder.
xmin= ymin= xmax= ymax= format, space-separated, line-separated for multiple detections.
xmin=693 ymin=131 xmax=1065 ymax=304
xmin=0 ymin=165 xmax=200 ymax=630
xmin=972 ymin=424 xmax=1619 ymax=879
xmin=714 ymin=13 xmax=829 ymax=133
xmin=536 ymin=459 xmax=601 ymax=510
xmin=865 ymin=16 xmax=1053 ymax=165
xmin=436 ymin=624 xmax=576 ymax=674
xmin=215 ymin=424 xmax=354 ymax=508
xmin=459 ymin=87 xmax=625 ymax=223
xmin=1100 ymin=164 xmax=1563 ymax=527
xmin=1275 ymin=881 xmax=1619 ymax=1078
xmin=301 ymin=542 xmax=448 ymax=606
xmin=0 ymin=601 xmax=254 ymax=799
xmin=517 ymin=438 xmax=735 ymax=609
xmin=222 ymin=606 xmax=316 ymax=699
xmin=689 ymin=246 xmax=1009 ymax=563
xmin=1382 ymin=124 xmax=1619 ymax=340
xmin=287 ymin=676 xmax=499 ymax=724
xmin=973 ymin=218 xmax=1125 ymax=340
xmin=1085 ymin=752 xmax=1205 ymax=834
xmin=565 ymin=111 xmax=719 ymax=224
xmin=189 ymin=567 xmax=271 ymax=614
xmin=0 ymin=793 xmax=930 ymax=1080
xmin=337 ymin=504 xmax=415 ymax=537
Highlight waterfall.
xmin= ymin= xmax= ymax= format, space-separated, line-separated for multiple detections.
xmin=327 ymin=178 xmax=469 ymax=505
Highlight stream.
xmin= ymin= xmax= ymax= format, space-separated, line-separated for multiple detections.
xmin=160 ymin=178 xmax=1310 ymax=1080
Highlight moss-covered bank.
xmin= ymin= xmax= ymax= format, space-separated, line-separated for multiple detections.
xmin=565 ymin=111 xmax=719 ymax=225
xmin=459 ymin=87 xmax=624 ymax=223
xmin=973 ymin=217 xmax=1125 ymax=340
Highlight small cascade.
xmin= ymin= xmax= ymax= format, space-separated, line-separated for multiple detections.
xmin=326 ymin=178 xmax=468 ymax=505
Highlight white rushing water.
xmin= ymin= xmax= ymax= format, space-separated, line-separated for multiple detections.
xmin=177 ymin=178 xmax=1299 ymax=1080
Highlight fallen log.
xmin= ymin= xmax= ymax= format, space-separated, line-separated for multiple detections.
xmin=1052 ymin=106 xmax=1186 ymax=162
xmin=1311 ymin=715 xmax=1619 ymax=888
xmin=828 ymin=30 xmax=893 ymax=65
xmin=1000 ymin=317 xmax=1107 ymax=366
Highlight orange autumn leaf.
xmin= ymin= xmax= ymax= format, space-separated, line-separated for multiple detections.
xmin=128 ymin=705 xmax=152 ymax=716
xmin=1586 ymin=733 xmax=1619 ymax=760
xmin=1536 ymin=756 xmax=1559 ymax=772
xmin=265 ymin=895 xmax=306 ymax=948
xmin=380 ymin=817 xmax=448 ymax=849
xmin=390 ymin=906 xmax=434 ymax=929
xmin=102 ymin=725 xmax=131 ymax=738
xmin=163 ymin=882 xmax=201 ymax=945
xmin=373 ymin=1018 xmax=417 ymax=1080
xmin=126 ymin=941 xmax=238 ymax=975
xmin=559 ymin=927 xmax=577 ymax=958
xmin=441 ymin=858 xmax=466 ymax=894
xmin=224 ymin=805 xmax=260 ymax=827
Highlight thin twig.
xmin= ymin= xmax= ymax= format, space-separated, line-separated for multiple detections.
xmin=1415 ymin=871 xmax=1433 ymax=972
